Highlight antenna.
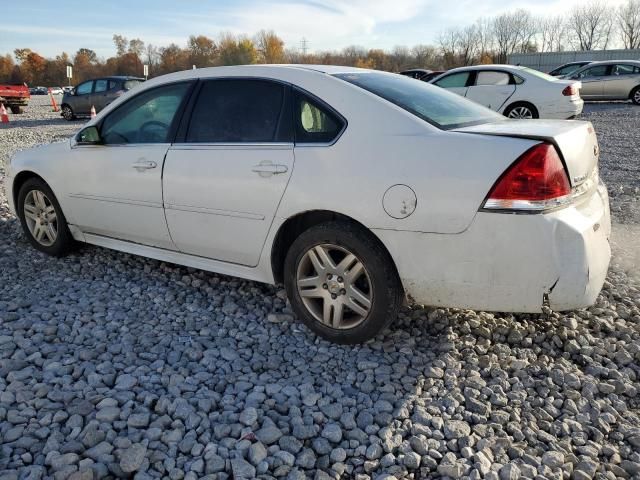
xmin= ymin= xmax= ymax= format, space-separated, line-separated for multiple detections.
xmin=300 ymin=38 xmax=309 ymax=55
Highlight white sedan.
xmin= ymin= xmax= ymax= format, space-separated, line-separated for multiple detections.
xmin=431 ymin=65 xmax=584 ymax=119
xmin=5 ymin=65 xmax=610 ymax=344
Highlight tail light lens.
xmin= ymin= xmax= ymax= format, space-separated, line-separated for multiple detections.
xmin=483 ymin=143 xmax=571 ymax=211
xmin=562 ymin=84 xmax=579 ymax=96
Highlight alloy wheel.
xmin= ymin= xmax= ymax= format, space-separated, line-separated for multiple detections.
xmin=62 ymin=106 xmax=73 ymax=120
xmin=634 ymin=90 xmax=640 ymax=104
xmin=296 ymin=244 xmax=373 ymax=329
xmin=508 ymin=106 xmax=534 ymax=119
xmin=23 ymin=190 xmax=58 ymax=247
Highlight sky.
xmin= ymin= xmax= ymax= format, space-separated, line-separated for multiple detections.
xmin=0 ymin=0 xmax=628 ymax=58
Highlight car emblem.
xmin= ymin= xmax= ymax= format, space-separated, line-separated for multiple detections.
xmin=593 ymin=145 xmax=599 ymax=157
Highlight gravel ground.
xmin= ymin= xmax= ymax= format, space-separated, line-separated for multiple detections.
xmin=0 ymin=97 xmax=639 ymax=480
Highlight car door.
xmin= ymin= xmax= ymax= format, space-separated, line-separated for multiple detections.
xmin=90 ymin=78 xmax=110 ymax=112
xmin=163 ymin=78 xmax=295 ymax=267
xmin=65 ymin=81 xmax=194 ymax=249
xmin=604 ymin=64 xmax=640 ymax=99
xmin=433 ymin=71 xmax=472 ymax=97
xmin=464 ymin=70 xmax=516 ymax=111
xmin=573 ymin=65 xmax=610 ymax=98
xmin=72 ymin=80 xmax=94 ymax=115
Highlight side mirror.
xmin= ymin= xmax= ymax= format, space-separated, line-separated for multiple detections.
xmin=76 ymin=126 xmax=101 ymax=145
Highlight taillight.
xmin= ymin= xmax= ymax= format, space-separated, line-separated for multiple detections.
xmin=562 ymin=84 xmax=578 ymax=96
xmin=483 ymin=143 xmax=571 ymax=211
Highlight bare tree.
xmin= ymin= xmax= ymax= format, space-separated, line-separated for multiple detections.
xmin=457 ymin=25 xmax=479 ymax=65
xmin=412 ymin=44 xmax=438 ymax=68
xmin=539 ymin=15 xmax=566 ymax=52
xmin=618 ymin=0 xmax=640 ymax=49
xmin=475 ymin=18 xmax=494 ymax=60
xmin=438 ymin=28 xmax=459 ymax=67
xmin=492 ymin=9 xmax=537 ymax=63
xmin=567 ymin=1 xmax=615 ymax=50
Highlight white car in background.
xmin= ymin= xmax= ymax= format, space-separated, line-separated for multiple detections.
xmin=431 ymin=65 xmax=583 ymax=119
xmin=6 ymin=65 xmax=610 ymax=344
xmin=48 ymin=87 xmax=64 ymax=95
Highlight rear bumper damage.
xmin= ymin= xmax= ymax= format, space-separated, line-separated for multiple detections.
xmin=375 ymin=183 xmax=611 ymax=313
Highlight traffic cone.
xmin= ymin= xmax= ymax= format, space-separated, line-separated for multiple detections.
xmin=49 ymin=89 xmax=59 ymax=112
xmin=90 ymin=105 xmax=96 ymax=118
xmin=0 ymin=104 xmax=9 ymax=123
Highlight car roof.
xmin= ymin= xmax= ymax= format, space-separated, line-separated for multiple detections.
xmin=442 ymin=64 xmax=528 ymax=73
xmin=400 ymin=68 xmax=432 ymax=73
xmin=577 ymin=59 xmax=640 ymax=66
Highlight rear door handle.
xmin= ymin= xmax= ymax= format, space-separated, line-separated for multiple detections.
xmin=252 ymin=162 xmax=288 ymax=177
xmin=132 ymin=160 xmax=157 ymax=171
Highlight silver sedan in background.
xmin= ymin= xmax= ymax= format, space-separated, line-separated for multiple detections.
xmin=566 ymin=60 xmax=640 ymax=104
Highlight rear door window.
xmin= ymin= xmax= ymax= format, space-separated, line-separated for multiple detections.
xmin=434 ymin=72 xmax=471 ymax=88
xmin=123 ymin=80 xmax=143 ymax=90
xmin=94 ymin=79 xmax=109 ymax=93
xmin=475 ymin=71 xmax=511 ymax=86
xmin=108 ymin=80 xmax=121 ymax=90
xmin=612 ymin=64 xmax=640 ymax=75
xmin=185 ymin=79 xmax=289 ymax=143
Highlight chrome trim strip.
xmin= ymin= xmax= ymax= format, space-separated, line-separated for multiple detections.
xmin=68 ymin=193 xmax=163 ymax=208
xmin=170 ymin=143 xmax=293 ymax=150
xmin=164 ymin=203 xmax=264 ymax=220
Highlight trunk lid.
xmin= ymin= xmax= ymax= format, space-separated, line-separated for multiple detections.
xmin=454 ymin=119 xmax=598 ymax=187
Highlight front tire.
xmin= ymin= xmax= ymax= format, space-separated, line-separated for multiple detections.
xmin=284 ymin=221 xmax=403 ymax=344
xmin=631 ymin=87 xmax=640 ymax=106
xmin=17 ymin=178 xmax=74 ymax=256
xmin=9 ymin=106 xmax=23 ymax=114
xmin=61 ymin=104 xmax=75 ymax=121
xmin=504 ymin=102 xmax=539 ymax=119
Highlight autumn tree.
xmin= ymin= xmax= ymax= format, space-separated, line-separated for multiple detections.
xmin=187 ymin=35 xmax=217 ymax=67
xmin=255 ymin=30 xmax=285 ymax=63
xmin=218 ymin=34 xmax=257 ymax=65
xmin=0 ymin=54 xmax=14 ymax=82
xmin=113 ymin=35 xmax=128 ymax=56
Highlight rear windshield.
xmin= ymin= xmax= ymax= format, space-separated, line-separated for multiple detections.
xmin=123 ymin=80 xmax=143 ymax=90
xmin=334 ymin=72 xmax=503 ymax=130
xmin=520 ymin=67 xmax=557 ymax=81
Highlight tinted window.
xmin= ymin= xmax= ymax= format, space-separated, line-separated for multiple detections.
xmin=295 ymin=93 xmax=343 ymax=143
xmin=613 ymin=64 xmax=640 ymax=75
xmin=434 ymin=72 xmax=470 ymax=88
xmin=553 ymin=64 xmax=584 ymax=76
xmin=581 ymin=65 xmax=609 ymax=77
xmin=101 ymin=82 xmax=190 ymax=145
xmin=108 ymin=80 xmax=121 ymax=90
xmin=475 ymin=71 xmax=510 ymax=86
xmin=335 ymin=71 xmax=503 ymax=130
xmin=76 ymin=81 xmax=93 ymax=95
xmin=186 ymin=79 xmax=286 ymax=143
xmin=94 ymin=79 xmax=108 ymax=93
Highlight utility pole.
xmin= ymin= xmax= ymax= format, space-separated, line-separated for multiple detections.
xmin=300 ymin=38 xmax=309 ymax=55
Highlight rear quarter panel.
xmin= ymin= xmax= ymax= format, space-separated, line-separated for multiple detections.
xmin=272 ymin=75 xmax=538 ymax=234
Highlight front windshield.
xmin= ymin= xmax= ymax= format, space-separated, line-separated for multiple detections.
xmin=520 ymin=67 xmax=557 ymax=81
xmin=334 ymin=71 xmax=504 ymax=130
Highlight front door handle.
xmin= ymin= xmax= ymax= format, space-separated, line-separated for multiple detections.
xmin=132 ymin=160 xmax=157 ymax=171
xmin=252 ymin=162 xmax=288 ymax=177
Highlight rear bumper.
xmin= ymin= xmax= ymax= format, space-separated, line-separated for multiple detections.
xmin=539 ymin=98 xmax=584 ymax=119
xmin=375 ymin=183 xmax=611 ymax=313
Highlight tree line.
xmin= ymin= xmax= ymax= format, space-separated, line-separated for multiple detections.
xmin=1 ymin=0 xmax=639 ymax=86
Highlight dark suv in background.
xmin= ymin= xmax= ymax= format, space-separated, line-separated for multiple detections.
xmin=61 ymin=76 xmax=144 ymax=120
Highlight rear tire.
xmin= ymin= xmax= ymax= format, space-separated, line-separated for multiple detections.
xmin=631 ymin=87 xmax=640 ymax=106
xmin=283 ymin=221 xmax=403 ymax=344
xmin=61 ymin=104 xmax=75 ymax=121
xmin=9 ymin=106 xmax=23 ymax=114
xmin=17 ymin=178 xmax=75 ymax=257
xmin=504 ymin=102 xmax=539 ymax=119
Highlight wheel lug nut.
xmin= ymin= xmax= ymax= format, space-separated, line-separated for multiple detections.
xmin=322 ymin=284 xmax=328 ymax=289
xmin=331 ymin=294 xmax=337 ymax=300
xmin=337 ymin=277 xmax=343 ymax=282
xmin=327 ymin=274 xmax=332 ymax=280
xmin=340 ymin=289 xmax=346 ymax=295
